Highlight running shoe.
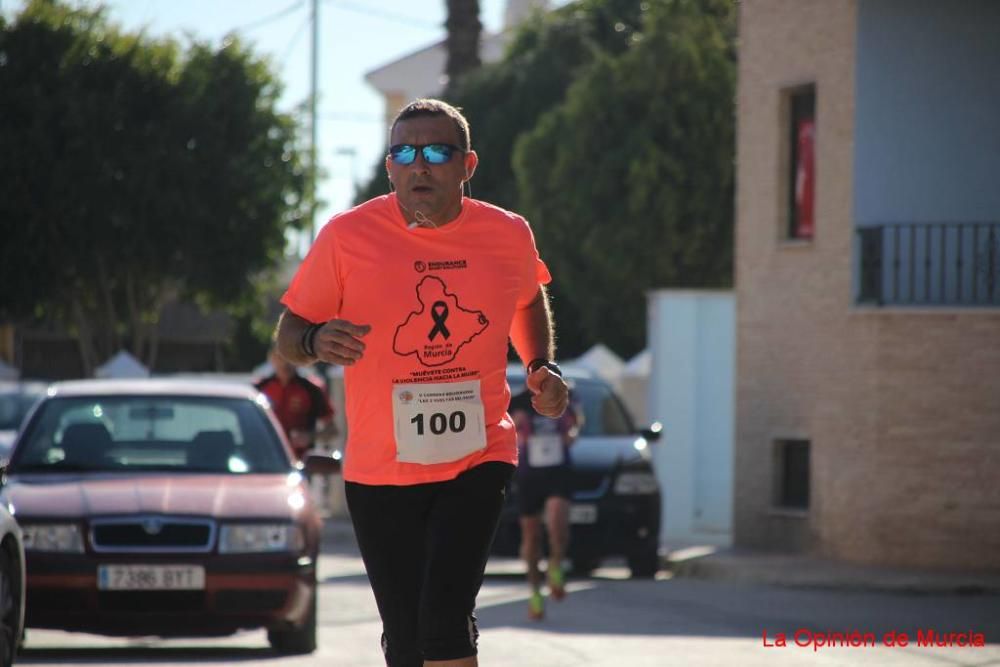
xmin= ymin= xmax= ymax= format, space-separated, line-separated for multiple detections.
xmin=528 ymin=590 xmax=545 ymax=620
xmin=548 ymin=563 xmax=566 ymax=601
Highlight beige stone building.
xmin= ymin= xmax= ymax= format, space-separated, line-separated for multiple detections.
xmin=735 ymin=0 xmax=1000 ymax=569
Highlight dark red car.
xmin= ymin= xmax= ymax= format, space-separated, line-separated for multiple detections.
xmin=1 ymin=379 xmax=338 ymax=653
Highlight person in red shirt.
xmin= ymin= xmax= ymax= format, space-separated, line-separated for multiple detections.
xmin=272 ymin=98 xmax=568 ymax=667
xmin=255 ymin=345 xmax=336 ymax=461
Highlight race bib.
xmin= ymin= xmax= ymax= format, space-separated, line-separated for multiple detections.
xmin=392 ymin=379 xmax=487 ymax=465
xmin=526 ymin=434 xmax=564 ymax=467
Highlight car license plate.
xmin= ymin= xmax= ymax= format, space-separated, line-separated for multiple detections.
xmin=98 ymin=565 xmax=205 ymax=590
xmin=569 ymin=503 xmax=598 ymax=524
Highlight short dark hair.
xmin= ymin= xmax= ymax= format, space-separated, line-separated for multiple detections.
xmin=390 ymin=98 xmax=471 ymax=152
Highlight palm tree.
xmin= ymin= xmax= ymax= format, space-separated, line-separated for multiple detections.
xmin=445 ymin=0 xmax=481 ymax=86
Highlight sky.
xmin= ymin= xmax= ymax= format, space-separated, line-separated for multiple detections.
xmin=3 ymin=0 xmax=535 ymax=251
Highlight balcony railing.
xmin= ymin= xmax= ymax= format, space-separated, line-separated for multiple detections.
xmin=857 ymin=222 xmax=1000 ymax=306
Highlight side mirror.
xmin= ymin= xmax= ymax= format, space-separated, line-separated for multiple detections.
xmin=303 ymin=452 xmax=341 ymax=476
xmin=639 ymin=422 xmax=663 ymax=443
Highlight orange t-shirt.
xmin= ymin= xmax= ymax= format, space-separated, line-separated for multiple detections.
xmin=281 ymin=194 xmax=551 ymax=485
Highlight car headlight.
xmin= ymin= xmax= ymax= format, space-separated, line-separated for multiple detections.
xmin=613 ymin=471 xmax=659 ymax=495
xmin=21 ymin=523 xmax=84 ymax=553
xmin=218 ymin=523 xmax=303 ymax=554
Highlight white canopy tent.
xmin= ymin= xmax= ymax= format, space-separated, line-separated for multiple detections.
xmin=565 ymin=343 xmax=625 ymax=388
xmin=94 ymin=350 xmax=150 ymax=379
xmin=619 ymin=349 xmax=651 ymax=424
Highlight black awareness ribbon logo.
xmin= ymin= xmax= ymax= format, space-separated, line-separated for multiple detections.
xmin=428 ymin=301 xmax=451 ymax=340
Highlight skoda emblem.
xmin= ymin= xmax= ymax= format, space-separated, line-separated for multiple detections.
xmin=142 ymin=518 xmax=164 ymax=535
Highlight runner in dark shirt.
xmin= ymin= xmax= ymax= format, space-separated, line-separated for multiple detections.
xmin=509 ymin=387 xmax=581 ymax=620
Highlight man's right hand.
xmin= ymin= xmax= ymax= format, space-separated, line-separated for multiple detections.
xmin=314 ymin=319 xmax=371 ymax=366
xmin=525 ymin=366 xmax=569 ymax=418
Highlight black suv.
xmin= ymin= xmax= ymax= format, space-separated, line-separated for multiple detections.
xmin=491 ymin=369 xmax=663 ymax=578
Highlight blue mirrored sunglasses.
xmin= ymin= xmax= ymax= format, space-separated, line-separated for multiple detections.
xmin=389 ymin=143 xmax=463 ymax=166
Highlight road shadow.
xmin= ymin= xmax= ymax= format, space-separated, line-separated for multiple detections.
xmin=320 ymin=518 xmax=1000 ymax=646
xmin=474 ymin=577 xmax=1000 ymax=642
xmin=18 ymin=646 xmax=280 ymax=664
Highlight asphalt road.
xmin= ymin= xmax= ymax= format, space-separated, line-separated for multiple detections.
xmin=16 ymin=525 xmax=1000 ymax=667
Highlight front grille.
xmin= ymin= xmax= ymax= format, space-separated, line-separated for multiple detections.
xmin=571 ymin=470 xmax=609 ymax=498
xmin=91 ymin=516 xmax=215 ymax=553
xmin=99 ymin=590 xmax=206 ymax=613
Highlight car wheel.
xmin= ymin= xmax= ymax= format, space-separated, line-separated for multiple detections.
xmin=0 ymin=548 xmax=18 ymax=667
xmin=627 ymin=546 xmax=660 ymax=579
xmin=268 ymin=585 xmax=317 ymax=655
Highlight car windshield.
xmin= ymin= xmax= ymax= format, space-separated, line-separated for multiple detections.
xmin=9 ymin=395 xmax=290 ymax=474
xmin=569 ymin=379 xmax=635 ymax=436
xmin=508 ymin=375 xmax=635 ymax=436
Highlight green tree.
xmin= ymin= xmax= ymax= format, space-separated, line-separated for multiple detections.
xmin=515 ymin=0 xmax=736 ymax=356
xmin=447 ymin=0 xmax=647 ymax=212
xmin=0 ymin=0 xmax=307 ymax=374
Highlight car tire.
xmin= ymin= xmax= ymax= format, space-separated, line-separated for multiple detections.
xmin=0 ymin=547 xmax=19 ymax=667
xmin=627 ymin=546 xmax=660 ymax=579
xmin=268 ymin=585 xmax=317 ymax=655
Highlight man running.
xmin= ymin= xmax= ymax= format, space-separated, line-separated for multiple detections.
xmin=273 ymin=98 xmax=569 ymax=667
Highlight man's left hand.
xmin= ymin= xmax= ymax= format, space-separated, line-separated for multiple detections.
xmin=525 ymin=366 xmax=569 ymax=418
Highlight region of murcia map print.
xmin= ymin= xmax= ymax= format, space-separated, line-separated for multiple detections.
xmin=393 ymin=276 xmax=489 ymax=367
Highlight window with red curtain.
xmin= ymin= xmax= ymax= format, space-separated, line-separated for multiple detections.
xmin=788 ymin=88 xmax=816 ymax=240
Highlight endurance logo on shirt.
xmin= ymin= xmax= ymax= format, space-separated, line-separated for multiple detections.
xmin=393 ymin=275 xmax=489 ymax=367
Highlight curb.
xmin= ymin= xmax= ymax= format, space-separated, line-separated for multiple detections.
xmin=667 ymin=548 xmax=1000 ymax=595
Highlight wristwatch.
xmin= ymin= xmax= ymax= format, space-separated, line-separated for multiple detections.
xmin=526 ymin=358 xmax=562 ymax=377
